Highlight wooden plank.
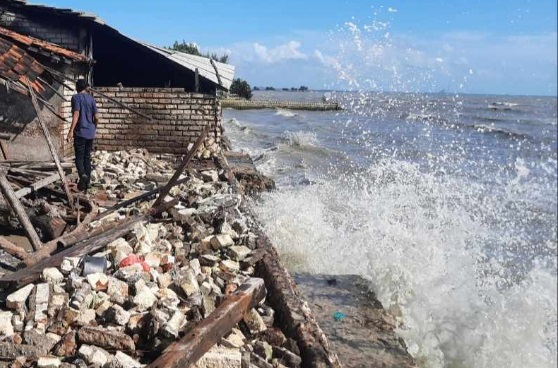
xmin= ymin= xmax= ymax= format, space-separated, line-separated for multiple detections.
xmin=14 ymin=172 xmax=61 ymax=198
xmin=0 ymin=172 xmax=43 ymax=251
xmin=151 ymin=125 xmax=208 ymax=209
xmin=0 ymin=236 xmax=28 ymax=260
xmin=27 ymin=84 xmax=74 ymax=209
xmin=147 ymin=278 xmax=266 ymax=368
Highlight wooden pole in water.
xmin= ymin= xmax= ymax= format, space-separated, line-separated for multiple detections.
xmin=0 ymin=172 xmax=42 ymax=251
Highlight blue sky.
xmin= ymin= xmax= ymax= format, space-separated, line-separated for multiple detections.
xmin=47 ymin=0 xmax=557 ymax=95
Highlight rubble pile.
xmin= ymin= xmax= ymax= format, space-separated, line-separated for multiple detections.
xmin=0 ymin=150 xmax=301 ymax=368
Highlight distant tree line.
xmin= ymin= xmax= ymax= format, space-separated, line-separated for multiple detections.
xmin=253 ymin=86 xmax=309 ymax=92
xmin=170 ymin=40 xmax=229 ymax=63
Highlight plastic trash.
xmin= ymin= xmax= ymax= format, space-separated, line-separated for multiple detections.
xmin=333 ymin=311 xmax=346 ymax=321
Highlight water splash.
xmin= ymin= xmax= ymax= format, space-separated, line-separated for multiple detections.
xmin=254 ymin=158 xmax=557 ymax=368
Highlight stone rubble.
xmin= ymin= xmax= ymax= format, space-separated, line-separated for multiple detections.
xmin=0 ymin=150 xmax=300 ymax=368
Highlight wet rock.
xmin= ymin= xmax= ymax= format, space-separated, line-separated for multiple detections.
xmin=78 ymin=326 xmax=135 ymax=351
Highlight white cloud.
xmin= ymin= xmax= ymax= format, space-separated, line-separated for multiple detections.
xmin=388 ymin=7 xmax=398 ymax=12
xmin=253 ymin=41 xmax=308 ymax=63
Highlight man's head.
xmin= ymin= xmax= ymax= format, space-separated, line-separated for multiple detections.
xmin=76 ymin=79 xmax=90 ymax=93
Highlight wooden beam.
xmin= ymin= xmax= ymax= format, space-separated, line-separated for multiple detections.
xmin=0 ymin=215 xmax=146 ymax=288
xmin=27 ymin=84 xmax=74 ymax=209
xmin=0 ymin=141 xmax=8 ymax=161
xmin=0 ymin=172 xmax=42 ymax=251
xmin=14 ymin=172 xmax=61 ymax=198
xmin=0 ymin=236 xmax=29 ymax=260
xmin=93 ymin=176 xmax=190 ymax=222
xmin=147 ymin=278 xmax=266 ymax=368
xmin=151 ymin=125 xmax=208 ymax=209
xmin=195 ymin=68 xmax=200 ymax=93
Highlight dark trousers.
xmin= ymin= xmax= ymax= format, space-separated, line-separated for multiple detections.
xmin=74 ymin=136 xmax=94 ymax=178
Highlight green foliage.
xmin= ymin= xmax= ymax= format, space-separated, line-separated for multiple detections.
xmin=230 ymin=78 xmax=253 ymax=100
xmin=265 ymin=86 xmax=275 ymax=91
xmin=299 ymin=85 xmax=309 ymax=91
xmin=170 ymin=40 xmax=229 ymax=63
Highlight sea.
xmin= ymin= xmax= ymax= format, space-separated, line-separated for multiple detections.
xmin=222 ymin=90 xmax=557 ymax=368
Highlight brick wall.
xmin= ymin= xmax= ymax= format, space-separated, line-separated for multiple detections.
xmin=0 ymin=6 xmax=82 ymax=51
xmin=63 ymin=87 xmax=222 ymax=155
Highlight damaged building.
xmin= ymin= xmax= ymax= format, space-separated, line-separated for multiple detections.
xmin=0 ymin=0 xmax=234 ymax=160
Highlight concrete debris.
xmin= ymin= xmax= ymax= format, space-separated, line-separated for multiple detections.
xmin=0 ymin=149 xmax=303 ymax=368
xmin=6 ymin=284 xmax=34 ymax=310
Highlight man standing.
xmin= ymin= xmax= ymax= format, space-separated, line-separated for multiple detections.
xmin=66 ymin=79 xmax=99 ymax=191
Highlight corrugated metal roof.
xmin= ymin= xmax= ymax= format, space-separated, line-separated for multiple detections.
xmin=138 ymin=42 xmax=235 ymax=90
xmin=3 ymin=0 xmax=236 ymax=90
xmin=4 ymin=0 xmax=106 ymax=24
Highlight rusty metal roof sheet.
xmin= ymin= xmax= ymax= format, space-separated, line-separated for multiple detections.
xmin=0 ymin=26 xmax=89 ymax=63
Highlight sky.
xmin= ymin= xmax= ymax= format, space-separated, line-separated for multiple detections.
xmin=45 ymin=0 xmax=557 ymax=96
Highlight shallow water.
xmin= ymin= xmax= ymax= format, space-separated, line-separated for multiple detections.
xmin=223 ymin=90 xmax=557 ymax=368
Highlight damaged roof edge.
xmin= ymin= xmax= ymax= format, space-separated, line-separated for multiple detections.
xmin=4 ymin=0 xmax=236 ymax=90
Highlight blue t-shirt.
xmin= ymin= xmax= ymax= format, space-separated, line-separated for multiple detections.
xmin=71 ymin=93 xmax=98 ymax=140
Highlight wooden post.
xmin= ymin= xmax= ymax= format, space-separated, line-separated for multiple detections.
xmin=0 ymin=172 xmax=42 ymax=251
xmin=195 ymin=68 xmax=200 ymax=93
xmin=151 ymin=125 xmax=209 ymax=209
xmin=147 ymin=278 xmax=266 ymax=368
xmin=26 ymin=84 xmax=74 ymax=210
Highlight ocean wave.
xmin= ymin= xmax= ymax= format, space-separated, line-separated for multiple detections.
xmin=282 ymin=130 xmax=318 ymax=147
xmin=403 ymin=112 xmax=449 ymax=124
xmin=254 ymin=158 xmax=557 ymax=368
xmin=275 ymin=108 xmax=299 ymax=118
xmin=487 ymin=102 xmax=522 ymax=111
xmin=473 ymin=123 xmax=530 ymax=139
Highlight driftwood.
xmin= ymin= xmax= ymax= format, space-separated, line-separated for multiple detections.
xmin=152 ymin=125 xmax=208 ymax=209
xmin=147 ymin=278 xmax=266 ymax=368
xmin=0 ymin=172 xmax=42 ymax=251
